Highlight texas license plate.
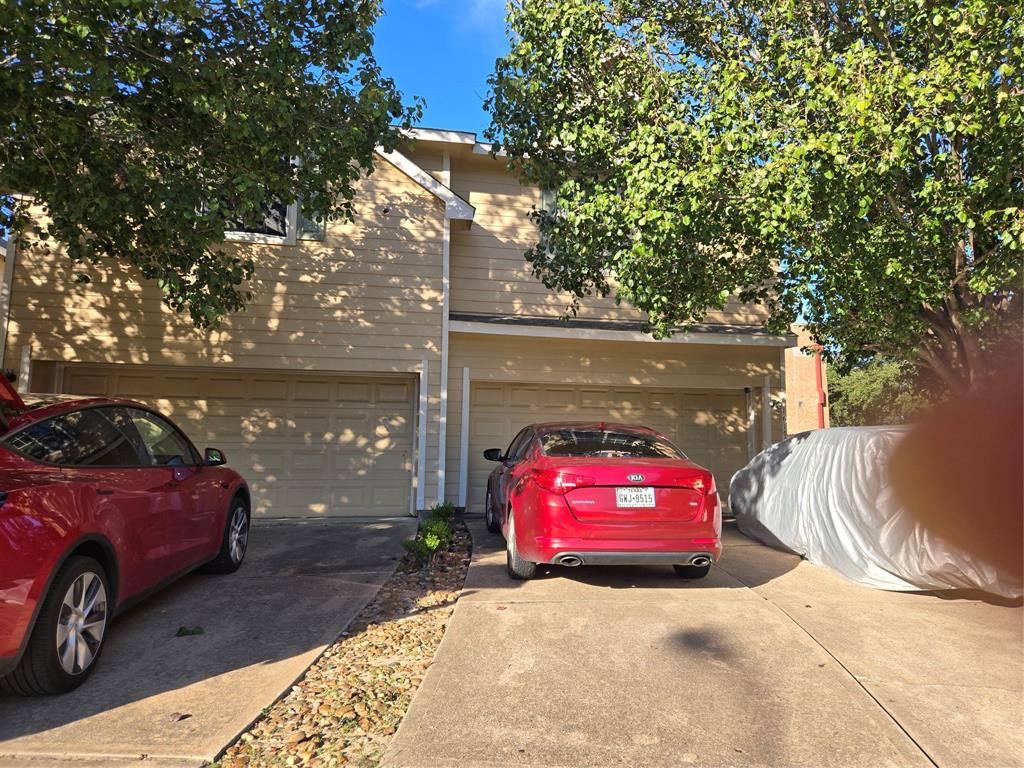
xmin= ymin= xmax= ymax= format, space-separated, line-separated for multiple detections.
xmin=615 ymin=487 xmax=655 ymax=508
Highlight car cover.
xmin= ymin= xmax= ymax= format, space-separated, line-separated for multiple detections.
xmin=729 ymin=427 xmax=1022 ymax=599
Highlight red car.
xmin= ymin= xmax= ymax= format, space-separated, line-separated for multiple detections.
xmin=0 ymin=379 xmax=250 ymax=694
xmin=483 ymin=422 xmax=722 ymax=580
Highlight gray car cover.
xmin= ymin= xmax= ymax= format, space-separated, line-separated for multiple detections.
xmin=729 ymin=427 xmax=1022 ymax=599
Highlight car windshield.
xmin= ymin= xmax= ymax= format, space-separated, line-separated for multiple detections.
xmin=540 ymin=429 xmax=685 ymax=459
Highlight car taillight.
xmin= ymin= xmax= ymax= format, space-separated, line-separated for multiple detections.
xmin=680 ymin=473 xmax=715 ymax=494
xmin=531 ymin=468 xmax=595 ymax=495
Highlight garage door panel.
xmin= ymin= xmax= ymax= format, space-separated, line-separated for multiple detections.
xmin=289 ymin=451 xmax=329 ymax=472
xmin=472 ymin=384 xmax=504 ymax=407
xmin=509 ymin=385 xmax=540 ymax=407
xmin=294 ymin=380 xmax=333 ymax=401
xmin=371 ymin=485 xmax=407 ymax=508
xmin=247 ymin=448 xmax=287 ymax=474
xmin=467 ymin=382 xmax=748 ymax=510
xmin=541 ymin=387 xmax=575 ymax=408
xmin=59 ymin=366 xmax=414 ymax=518
xmin=337 ymin=381 xmax=372 ymax=401
xmin=251 ymin=378 xmax=290 ymax=400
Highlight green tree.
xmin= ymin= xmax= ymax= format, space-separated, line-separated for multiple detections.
xmin=1 ymin=0 xmax=419 ymax=326
xmin=486 ymin=0 xmax=1023 ymax=392
xmin=829 ymin=359 xmax=925 ymax=425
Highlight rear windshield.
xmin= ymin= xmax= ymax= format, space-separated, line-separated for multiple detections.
xmin=539 ymin=429 xmax=685 ymax=459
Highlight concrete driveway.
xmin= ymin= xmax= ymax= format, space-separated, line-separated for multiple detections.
xmin=384 ymin=519 xmax=1023 ymax=768
xmin=0 ymin=516 xmax=416 ymax=768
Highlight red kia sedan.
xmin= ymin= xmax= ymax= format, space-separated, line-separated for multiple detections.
xmin=483 ymin=423 xmax=722 ymax=580
xmin=0 ymin=380 xmax=250 ymax=694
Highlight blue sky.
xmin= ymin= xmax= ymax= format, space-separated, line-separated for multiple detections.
xmin=373 ymin=0 xmax=509 ymax=135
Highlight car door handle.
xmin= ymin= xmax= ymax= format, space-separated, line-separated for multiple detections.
xmin=96 ymin=488 xmax=115 ymax=496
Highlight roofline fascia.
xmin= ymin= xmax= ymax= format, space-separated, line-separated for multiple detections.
xmin=374 ymin=147 xmax=475 ymax=222
xmin=450 ymin=319 xmax=795 ymax=348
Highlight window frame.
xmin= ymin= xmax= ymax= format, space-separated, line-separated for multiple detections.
xmin=224 ymin=200 xmax=300 ymax=246
xmin=504 ymin=428 xmax=531 ymax=462
xmin=0 ymin=405 xmax=151 ymax=468
xmin=126 ymin=407 xmax=203 ymax=467
xmin=538 ymin=429 xmax=687 ymax=460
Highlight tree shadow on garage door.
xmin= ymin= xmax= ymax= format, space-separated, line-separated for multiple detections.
xmin=0 ymin=517 xmax=416 ymax=760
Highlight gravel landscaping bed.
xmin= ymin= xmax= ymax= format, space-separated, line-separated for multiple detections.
xmin=212 ymin=521 xmax=473 ymax=768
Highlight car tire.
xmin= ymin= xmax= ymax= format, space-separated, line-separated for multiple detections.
xmin=484 ymin=488 xmax=501 ymax=534
xmin=673 ymin=563 xmax=711 ymax=579
xmin=1 ymin=556 xmax=110 ymax=696
xmin=505 ymin=511 xmax=536 ymax=580
xmin=203 ymin=495 xmax=250 ymax=574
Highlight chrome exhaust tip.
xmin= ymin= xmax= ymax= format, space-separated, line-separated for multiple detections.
xmin=691 ymin=555 xmax=712 ymax=567
xmin=557 ymin=555 xmax=583 ymax=567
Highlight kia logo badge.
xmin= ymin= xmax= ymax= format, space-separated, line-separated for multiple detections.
xmin=627 ymin=473 xmax=645 ymax=482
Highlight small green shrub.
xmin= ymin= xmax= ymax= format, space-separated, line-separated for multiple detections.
xmin=421 ymin=516 xmax=453 ymax=546
xmin=402 ymin=537 xmax=434 ymax=565
xmin=402 ymin=504 xmax=456 ymax=567
xmin=429 ymin=500 xmax=456 ymax=520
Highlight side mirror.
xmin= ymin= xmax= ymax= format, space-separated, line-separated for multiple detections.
xmin=204 ymin=447 xmax=227 ymax=466
xmin=483 ymin=448 xmax=503 ymax=462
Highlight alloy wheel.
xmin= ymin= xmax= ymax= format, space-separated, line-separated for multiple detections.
xmin=229 ymin=506 xmax=249 ymax=564
xmin=56 ymin=572 xmax=107 ymax=675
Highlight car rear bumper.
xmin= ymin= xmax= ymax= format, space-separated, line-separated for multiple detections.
xmin=531 ymin=536 xmax=722 ymax=566
xmin=550 ymin=550 xmax=717 ymax=566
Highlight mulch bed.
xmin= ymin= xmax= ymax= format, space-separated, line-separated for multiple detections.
xmin=212 ymin=522 xmax=473 ymax=768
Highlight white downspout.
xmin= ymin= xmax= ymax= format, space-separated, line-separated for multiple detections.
xmin=436 ymin=151 xmax=451 ymax=504
xmin=458 ymin=366 xmax=470 ymax=509
xmin=417 ymin=359 xmax=429 ymax=512
xmin=745 ymin=386 xmax=756 ymax=459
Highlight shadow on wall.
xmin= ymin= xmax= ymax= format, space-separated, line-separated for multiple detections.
xmin=16 ymin=182 xmax=444 ymax=516
xmin=17 ymin=184 xmax=444 ymax=367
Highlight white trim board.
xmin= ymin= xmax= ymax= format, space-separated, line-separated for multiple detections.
xmin=436 ymin=150 xmax=452 ymax=505
xmin=402 ymin=127 xmax=507 ymax=158
xmin=403 ymin=127 xmax=477 ymax=145
xmin=416 ymin=359 xmax=429 ymax=511
xmin=458 ymin=366 xmax=470 ymax=509
xmin=0 ymin=236 xmax=17 ymax=363
xmin=375 ymin=148 xmax=475 ymax=222
xmin=450 ymin=320 xmax=793 ymax=348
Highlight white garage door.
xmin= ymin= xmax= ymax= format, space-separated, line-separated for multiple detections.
xmin=467 ymin=382 xmax=748 ymax=509
xmin=59 ymin=365 xmax=414 ymax=518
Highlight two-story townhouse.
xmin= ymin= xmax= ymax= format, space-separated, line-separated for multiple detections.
xmin=0 ymin=127 xmax=793 ymax=519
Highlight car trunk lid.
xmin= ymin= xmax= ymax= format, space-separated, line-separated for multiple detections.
xmin=535 ymin=457 xmax=713 ymax=524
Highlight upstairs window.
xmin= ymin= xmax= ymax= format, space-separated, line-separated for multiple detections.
xmin=296 ymin=204 xmax=325 ymax=241
xmin=225 ymin=200 xmax=326 ymax=243
xmin=225 ymin=198 xmax=298 ymax=244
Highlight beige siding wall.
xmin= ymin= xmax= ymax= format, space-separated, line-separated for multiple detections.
xmin=444 ymin=332 xmax=783 ymax=504
xmin=5 ymin=144 xmax=790 ymax=513
xmin=4 ymin=160 xmax=447 ymax=502
xmin=411 ymin=148 xmax=771 ymax=328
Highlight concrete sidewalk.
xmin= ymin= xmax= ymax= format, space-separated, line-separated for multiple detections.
xmin=0 ymin=517 xmax=416 ymax=768
xmin=383 ymin=520 xmax=1023 ymax=768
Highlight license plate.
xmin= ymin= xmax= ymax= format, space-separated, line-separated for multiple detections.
xmin=615 ymin=486 xmax=655 ymax=508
